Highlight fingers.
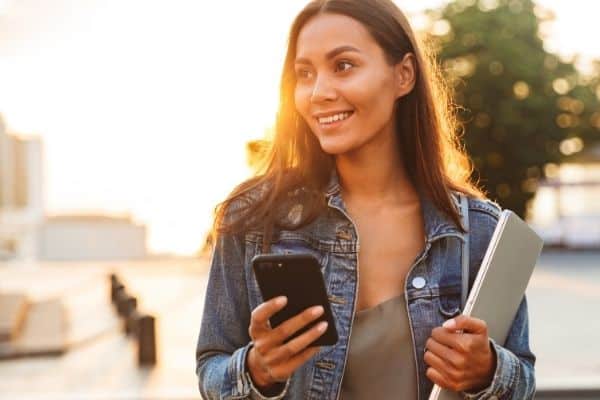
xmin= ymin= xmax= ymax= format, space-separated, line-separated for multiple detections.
xmin=444 ymin=315 xmax=488 ymax=334
xmin=268 ymin=320 xmax=328 ymax=364
xmin=425 ymin=349 xmax=455 ymax=379
xmin=272 ymin=305 xmax=324 ymax=344
xmin=431 ymin=326 xmax=471 ymax=354
xmin=426 ymin=366 xmax=460 ymax=392
xmin=247 ymin=298 xmax=328 ymax=387
xmin=425 ymin=338 xmax=464 ymax=370
xmin=425 ymin=348 xmax=466 ymax=386
xmin=255 ymin=304 xmax=325 ymax=355
xmin=252 ymin=316 xmax=325 ymax=384
xmin=249 ymin=296 xmax=288 ymax=339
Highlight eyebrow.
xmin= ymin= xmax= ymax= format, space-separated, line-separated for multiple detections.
xmin=294 ymin=45 xmax=361 ymax=65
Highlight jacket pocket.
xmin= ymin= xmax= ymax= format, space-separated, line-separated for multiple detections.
xmin=437 ymin=285 xmax=462 ymax=319
xmin=270 ymin=236 xmax=329 ymax=274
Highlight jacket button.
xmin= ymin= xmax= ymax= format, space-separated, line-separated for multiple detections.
xmin=336 ymin=229 xmax=353 ymax=241
xmin=411 ymin=277 xmax=426 ymax=289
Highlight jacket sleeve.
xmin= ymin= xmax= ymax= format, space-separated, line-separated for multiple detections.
xmin=461 ymin=294 xmax=536 ymax=399
xmin=195 ymin=227 xmax=291 ymax=400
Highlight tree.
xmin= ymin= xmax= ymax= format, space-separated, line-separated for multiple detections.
xmin=427 ymin=0 xmax=600 ymax=217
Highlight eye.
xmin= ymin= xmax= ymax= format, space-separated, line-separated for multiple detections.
xmin=336 ymin=60 xmax=355 ymax=73
xmin=295 ymin=68 xmax=313 ymax=80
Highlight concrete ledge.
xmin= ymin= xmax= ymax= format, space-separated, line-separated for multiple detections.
xmin=0 ymin=292 xmax=29 ymax=341
xmin=536 ymin=388 xmax=600 ymax=399
xmin=0 ymin=299 xmax=67 ymax=359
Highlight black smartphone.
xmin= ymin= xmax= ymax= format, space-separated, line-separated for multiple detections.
xmin=251 ymin=253 xmax=338 ymax=347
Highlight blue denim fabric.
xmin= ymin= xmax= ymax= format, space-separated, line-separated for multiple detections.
xmin=196 ymin=171 xmax=536 ymax=400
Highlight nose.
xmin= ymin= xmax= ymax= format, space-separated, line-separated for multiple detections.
xmin=310 ymin=75 xmax=337 ymax=103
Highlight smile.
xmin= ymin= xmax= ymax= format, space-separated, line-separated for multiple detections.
xmin=316 ymin=111 xmax=354 ymax=127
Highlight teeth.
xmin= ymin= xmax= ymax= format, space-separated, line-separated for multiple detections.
xmin=318 ymin=112 xmax=352 ymax=124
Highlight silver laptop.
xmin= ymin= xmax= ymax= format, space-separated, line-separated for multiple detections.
xmin=428 ymin=210 xmax=543 ymax=400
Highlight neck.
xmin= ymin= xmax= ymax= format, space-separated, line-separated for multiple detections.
xmin=334 ymin=132 xmax=418 ymax=207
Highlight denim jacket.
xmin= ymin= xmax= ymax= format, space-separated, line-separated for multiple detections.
xmin=196 ymin=172 xmax=536 ymax=400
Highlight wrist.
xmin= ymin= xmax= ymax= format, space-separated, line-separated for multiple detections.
xmin=246 ymin=346 xmax=273 ymax=389
xmin=485 ymin=339 xmax=498 ymax=380
xmin=470 ymin=340 xmax=497 ymax=392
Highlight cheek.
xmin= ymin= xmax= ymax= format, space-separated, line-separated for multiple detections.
xmin=294 ymin=86 xmax=311 ymax=118
xmin=343 ymin=75 xmax=394 ymax=116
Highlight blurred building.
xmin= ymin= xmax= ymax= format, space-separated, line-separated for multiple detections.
xmin=1 ymin=114 xmax=148 ymax=261
xmin=528 ymin=144 xmax=600 ymax=248
xmin=38 ymin=214 xmax=147 ymax=261
xmin=0 ymin=115 xmax=44 ymax=260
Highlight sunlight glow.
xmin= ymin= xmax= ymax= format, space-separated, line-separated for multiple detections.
xmin=0 ymin=0 xmax=598 ymax=255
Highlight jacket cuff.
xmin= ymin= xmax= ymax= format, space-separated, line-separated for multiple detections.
xmin=246 ymin=371 xmax=291 ymax=400
xmin=225 ymin=342 xmax=254 ymax=398
xmin=461 ymin=338 xmax=520 ymax=399
xmin=229 ymin=341 xmax=289 ymax=400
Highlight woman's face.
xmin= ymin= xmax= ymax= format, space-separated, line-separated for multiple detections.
xmin=294 ymin=13 xmax=414 ymax=156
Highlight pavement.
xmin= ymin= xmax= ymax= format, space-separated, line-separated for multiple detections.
xmin=0 ymin=259 xmax=208 ymax=400
xmin=526 ymin=250 xmax=600 ymax=390
xmin=0 ymin=250 xmax=598 ymax=399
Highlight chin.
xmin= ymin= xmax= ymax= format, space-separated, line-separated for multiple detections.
xmin=316 ymin=135 xmax=357 ymax=155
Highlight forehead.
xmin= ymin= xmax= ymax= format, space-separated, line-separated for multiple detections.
xmin=295 ymin=13 xmax=378 ymax=59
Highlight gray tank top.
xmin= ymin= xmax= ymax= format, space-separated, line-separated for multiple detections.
xmin=340 ymin=294 xmax=418 ymax=400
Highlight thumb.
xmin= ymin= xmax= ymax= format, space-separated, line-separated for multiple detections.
xmin=442 ymin=315 xmax=487 ymax=334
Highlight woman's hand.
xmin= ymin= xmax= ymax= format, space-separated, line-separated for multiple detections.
xmin=424 ymin=315 xmax=497 ymax=393
xmin=246 ymin=296 xmax=328 ymax=390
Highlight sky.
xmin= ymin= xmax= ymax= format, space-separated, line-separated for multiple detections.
xmin=0 ymin=0 xmax=599 ymax=255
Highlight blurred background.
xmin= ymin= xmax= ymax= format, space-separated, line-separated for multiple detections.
xmin=0 ymin=0 xmax=599 ymax=398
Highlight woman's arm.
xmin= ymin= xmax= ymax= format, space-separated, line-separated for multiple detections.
xmin=195 ymin=229 xmax=290 ymax=400
xmin=460 ymin=294 xmax=536 ymax=399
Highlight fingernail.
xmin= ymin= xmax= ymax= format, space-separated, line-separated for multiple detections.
xmin=443 ymin=319 xmax=456 ymax=329
xmin=317 ymin=321 xmax=328 ymax=332
xmin=312 ymin=306 xmax=324 ymax=316
xmin=276 ymin=296 xmax=287 ymax=306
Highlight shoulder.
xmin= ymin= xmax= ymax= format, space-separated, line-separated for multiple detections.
xmin=453 ymin=192 xmax=502 ymax=251
xmin=450 ymin=190 xmax=502 ymax=220
xmin=227 ymin=169 xmax=302 ymax=208
xmin=223 ymin=175 xmax=274 ymax=210
xmin=219 ymin=171 xmax=311 ymax=232
xmin=467 ymin=197 xmax=502 ymax=246
xmin=214 ymin=177 xmax=269 ymax=236
xmin=450 ymin=190 xmax=502 ymax=219
xmin=468 ymin=195 xmax=502 ymax=221
xmin=451 ymin=191 xmax=503 ymax=262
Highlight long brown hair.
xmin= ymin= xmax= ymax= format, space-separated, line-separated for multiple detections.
xmin=213 ymin=0 xmax=484 ymax=237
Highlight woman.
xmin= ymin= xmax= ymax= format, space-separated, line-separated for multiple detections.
xmin=196 ymin=0 xmax=536 ymax=399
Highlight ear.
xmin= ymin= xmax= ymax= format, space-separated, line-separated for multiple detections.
xmin=394 ymin=52 xmax=416 ymax=99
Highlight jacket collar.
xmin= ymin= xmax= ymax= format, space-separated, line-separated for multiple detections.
xmin=324 ymin=168 xmax=464 ymax=242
